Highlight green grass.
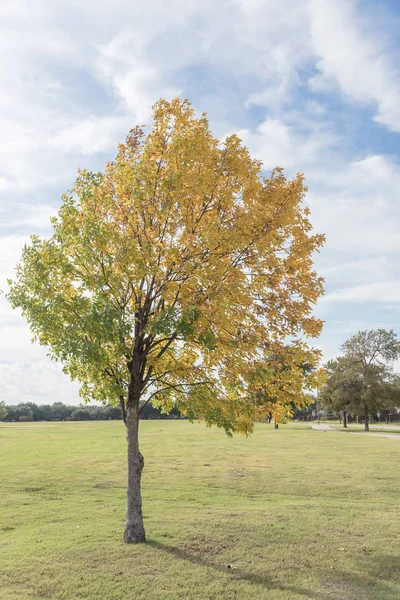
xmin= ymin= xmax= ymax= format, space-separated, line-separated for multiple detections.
xmin=330 ymin=423 xmax=400 ymax=434
xmin=1 ymin=420 xmax=400 ymax=600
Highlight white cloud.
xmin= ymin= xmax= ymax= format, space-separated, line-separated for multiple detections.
xmin=309 ymin=154 xmax=400 ymax=257
xmin=322 ymin=280 xmax=400 ymax=305
xmin=1 ymin=0 xmax=400 ymax=402
xmin=0 ymin=204 xmax=56 ymax=232
xmin=50 ymin=115 xmax=132 ymax=155
xmin=306 ymin=99 xmax=326 ymax=115
xmin=308 ymin=0 xmax=400 ymax=132
xmin=0 ymin=235 xmax=31 ymax=284
xmin=94 ymin=28 xmax=182 ymax=122
xmin=240 ymin=0 xmax=311 ymax=111
xmin=0 ymin=360 xmax=80 ymax=405
xmin=236 ymin=113 xmax=338 ymax=172
xmin=319 ymin=256 xmax=394 ymax=287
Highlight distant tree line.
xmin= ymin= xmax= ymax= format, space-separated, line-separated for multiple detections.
xmin=293 ymin=401 xmax=399 ymax=424
xmin=0 ymin=401 xmax=182 ymax=422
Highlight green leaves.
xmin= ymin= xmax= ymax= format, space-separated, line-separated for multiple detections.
xmin=149 ymin=307 xmax=201 ymax=340
xmin=322 ymin=329 xmax=400 ymax=416
xmin=342 ymin=329 xmax=400 ymax=366
xmin=198 ymin=329 xmax=216 ymax=351
xmin=0 ymin=401 xmax=7 ymax=421
xmin=7 ymin=97 xmax=324 ymax=432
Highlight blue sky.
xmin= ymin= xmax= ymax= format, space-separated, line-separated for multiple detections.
xmin=1 ymin=0 xmax=400 ymax=405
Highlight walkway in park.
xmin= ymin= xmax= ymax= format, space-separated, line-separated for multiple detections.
xmin=311 ymin=423 xmax=400 ymax=440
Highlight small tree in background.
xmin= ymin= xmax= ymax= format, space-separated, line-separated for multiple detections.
xmin=343 ymin=329 xmax=400 ymax=430
xmin=0 ymin=401 xmax=7 ymax=421
xmin=249 ymin=350 xmax=323 ymax=428
xmin=319 ymin=358 xmax=358 ymax=427
xmin=103 ymin=405 xmax=123 ymax=420
xmin=7 ymin=98 xmax=324 ymax=543
xmin=71 ymin=408 xmax=91 ymax=421
xmin=321 ymin=330 xmax=400 ymax=431
xmin=5 ymin=404 xmax=34 ymax=422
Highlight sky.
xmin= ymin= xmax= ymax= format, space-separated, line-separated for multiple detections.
xmin=1 ymin=0 xmax=400 ymax=405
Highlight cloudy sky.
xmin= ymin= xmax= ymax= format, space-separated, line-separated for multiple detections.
xmin=1 ymin=0 xmax=400 ymax=405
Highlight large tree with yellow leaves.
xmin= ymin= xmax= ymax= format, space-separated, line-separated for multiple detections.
xmin=8 ymin=99 xmax=324 ymax=543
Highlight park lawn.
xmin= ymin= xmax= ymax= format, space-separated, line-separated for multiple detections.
xmin=330 ymin=424 xmax=400 ymax=434
xmin=0 ymin=421 xmax=399 ymax=600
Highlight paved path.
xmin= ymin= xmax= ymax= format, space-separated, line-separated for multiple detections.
xmin=369 ymin=424 xmax=400 ymax=431
xmin=311 ymin=423 xmax=400 ymax=440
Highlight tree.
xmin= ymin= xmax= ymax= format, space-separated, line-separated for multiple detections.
xmin=7 ymin=98 xmax=324 ymax=542
xmin=103 ymin=405 xmax=123 ymax=420
xmin=0 ymin=401 xmax=7 ymax=421
xmin=71 ymin=408 xmax=91 ymax=421
xmin=14 ymin=402 xmax=49 ymax=421
xmin=4 ymin=404 xmax=34 ymax=422
xmin=322 ymin=330 xmax=400 ymax=431
xmin=343 ymin=329 xmax=400 ymax=430
xmin=248 ymin=348 xmax=324 ymax=429
xmin=319 ymin=358 xmax=360 ymax=427
xmin=38 ymin=404 xmax=54 ymax=420
xmin=51 ymin=402 xmax=72 ymax=421
xmin=86 ymin=406 xmax=103 ymax=420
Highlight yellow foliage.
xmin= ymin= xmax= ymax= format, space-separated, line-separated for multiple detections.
xmin=8 ymin=98 xmax=324 ymax=435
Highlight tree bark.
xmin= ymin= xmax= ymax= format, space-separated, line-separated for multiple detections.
xmin=343 ymin=410 xmax=348 ymax=428
xmin=364 ymin=404 xmax=369 ymax=432
xmin=124 ymin=401 xmax=146 ymax=543
xmin=120 ymin=395 xmax=127 ymax=426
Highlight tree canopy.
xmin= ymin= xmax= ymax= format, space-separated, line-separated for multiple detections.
xmin=321 ymin=329 xmax=400 ymax=430
xmin=7 ymin=98 xmax=325 ymax=541
xmin=8 ymin=98 xmax=324 ymax=434
xmin=0 ymin=401 xmax=7 ymax=421
xmin=319 ymin=357 xmax=362 ymax=426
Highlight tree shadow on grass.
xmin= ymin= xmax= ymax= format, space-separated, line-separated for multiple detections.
xmin=333 ymin=553 xmax=400 ymax=600
xmin=147 ymin=539 xmax=329 ymax=599
xmin=319 ymin=563 xmax=400 ymax=600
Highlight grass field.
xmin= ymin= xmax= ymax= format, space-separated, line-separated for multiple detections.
xmin=1 ymin=420 xmax=399 ymax=600
xmin=330 ymin=423 xmax=400 ymax=435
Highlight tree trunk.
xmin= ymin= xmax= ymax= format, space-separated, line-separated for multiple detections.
xmin=124 ymin=402 xmax=146 ymax=543
xmin=275 ymin=423 xmax=279 ymax=429
xmin=120 ymin=395 xmax=127 ymax=426
xmin=364 ymin=405 xmax=369 ymax=432
xmin=343 ymin=410 xmax=348 ymax=428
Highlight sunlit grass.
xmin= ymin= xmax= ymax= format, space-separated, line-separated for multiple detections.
xmin=330 ymin=423 xmax=400 ymax=434
xmin=1 ymin=420 xmax=399 ymax=599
